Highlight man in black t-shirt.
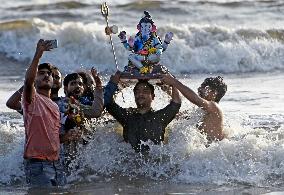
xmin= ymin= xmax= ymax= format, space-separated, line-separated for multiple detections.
xmin=104 ymin=71 xmax=181 ymax=152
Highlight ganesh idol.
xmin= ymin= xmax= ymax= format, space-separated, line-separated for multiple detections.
xmin=118 ymin=11 xmax=174 ymax=75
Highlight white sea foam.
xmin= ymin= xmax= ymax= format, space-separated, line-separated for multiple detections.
xmin=0 ymin=121 xmax=25 ymax=185
xmin=68 ymin=109 xmax=284 ymax=186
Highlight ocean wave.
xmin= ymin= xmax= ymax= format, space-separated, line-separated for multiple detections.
xmin=0 ymin=18 xmax=283 ymax=74
xmin=155 ymin=25 xmax=284 ymax=74
xmin=0 ymin=19 xmax=34 ymax=31
xmin=116 ymin=1 xmax=163 ymax=10
xmin=113 ymin=0 xmax=282 ymax=10
xmin=266 ymin=29 xmax=284 ymax=42
xmin=189 ymin=0 xmax=283 ymax=7
xmin=7 ymin=1 xmax=90 ymax=12
xmin=236 ymin=29 xmax=284 ymax=42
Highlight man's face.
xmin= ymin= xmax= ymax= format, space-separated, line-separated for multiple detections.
xmin=134 ymin=83 xmax=154 ymax=108
xmin=66 ymin=78 xmax=84 ymax=99
xmin=35 ymin=68 xmax=53 ymax=89
xmin=198 ymin=83 xmax=215 ymax=101
xmin=52 ymin=69 xmax=62 ymax=90
xmin=140 ymin=22 xmax=152 ymax=41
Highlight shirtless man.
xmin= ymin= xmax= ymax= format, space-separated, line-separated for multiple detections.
xmin=161 ymin=74 xmax=227 ymax=141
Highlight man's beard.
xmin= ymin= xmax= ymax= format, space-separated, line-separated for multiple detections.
xmin=36 ymin=78 xmax=52 ymax=90
xmin=136 ymin=98 xmax=147 ymax=108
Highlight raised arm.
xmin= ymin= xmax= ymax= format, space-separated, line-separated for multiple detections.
xmin=154 ymin=82 xmax=181 ymax=126
xmin=6 ymin=86 xmax=23 ymax=112
xmin=83 ymin=67 xmax=103 ymax=119
xmin=104 ymin=71 xmax=129 ymax=125
xmin=171 ymin=86 xmax=181 ymax=104
xmin=24 ymin=39 xmax=52 ymax=103
xmin=91 ymin=67 xmax=104 ymax=117
xmin=160 ymin=74 xmax=211 ymax=111
xmin=104 ymin=71 xmax=120 ymax=106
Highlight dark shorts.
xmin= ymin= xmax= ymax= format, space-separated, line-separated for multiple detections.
xmin=24 ymin=159 xmax=66 ymax=187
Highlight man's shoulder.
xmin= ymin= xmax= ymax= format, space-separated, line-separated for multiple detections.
xmin=206 ymin=101 xmax=223 ymax=114
xmin=163 ymin=101 xmax=181 ymax=110
xmin=153 ymin=101 xmax=181 ymax=117
xmin=27 ymin=91 xmax=54 ymax=105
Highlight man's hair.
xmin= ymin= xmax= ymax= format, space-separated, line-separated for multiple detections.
xmin=52 ymin=66 xmax=61 ymax=75
xmin=133 ymin=80 xmax=155 ymax=96
xmin=77 ymin=72 xmax=89 ymax=85
xmin=203 ymin=76 xmax=227 ymax=102
xmin=63 ymin=73 xmax=82 ymax=87
xmin=38 ymin=63 xmax=53 ymax=72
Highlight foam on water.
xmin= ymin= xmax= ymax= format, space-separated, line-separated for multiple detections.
xmin=0 ymin=120 xmax=25 ymax=185
xmin=65 ymin=107 xmax=284 ymax=186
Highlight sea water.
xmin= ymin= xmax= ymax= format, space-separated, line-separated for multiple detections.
xmin=0 ymin=0 xmax=283 ymax=194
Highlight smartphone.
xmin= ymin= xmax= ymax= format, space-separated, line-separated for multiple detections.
xmin=46 ymin=39 xmax=58 ymax=49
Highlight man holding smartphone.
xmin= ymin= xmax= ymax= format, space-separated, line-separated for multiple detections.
xmin=22 ymin=39 xmax=66 ymax=187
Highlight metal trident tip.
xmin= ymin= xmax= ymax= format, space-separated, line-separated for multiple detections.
xmin=101 ymin=2 xmax=109 ymax=17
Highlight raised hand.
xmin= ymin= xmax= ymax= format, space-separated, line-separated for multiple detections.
xmin=160 ymin=73 xmax=176 ymax=86
xmin=91 ymin=67 xmax=102 ymax=88
xmin=35 ymin=39 xmax=53 ymax=58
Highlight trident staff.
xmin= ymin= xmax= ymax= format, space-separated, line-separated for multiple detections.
xmin=101 ymin=2 xmax=119 ymax=70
